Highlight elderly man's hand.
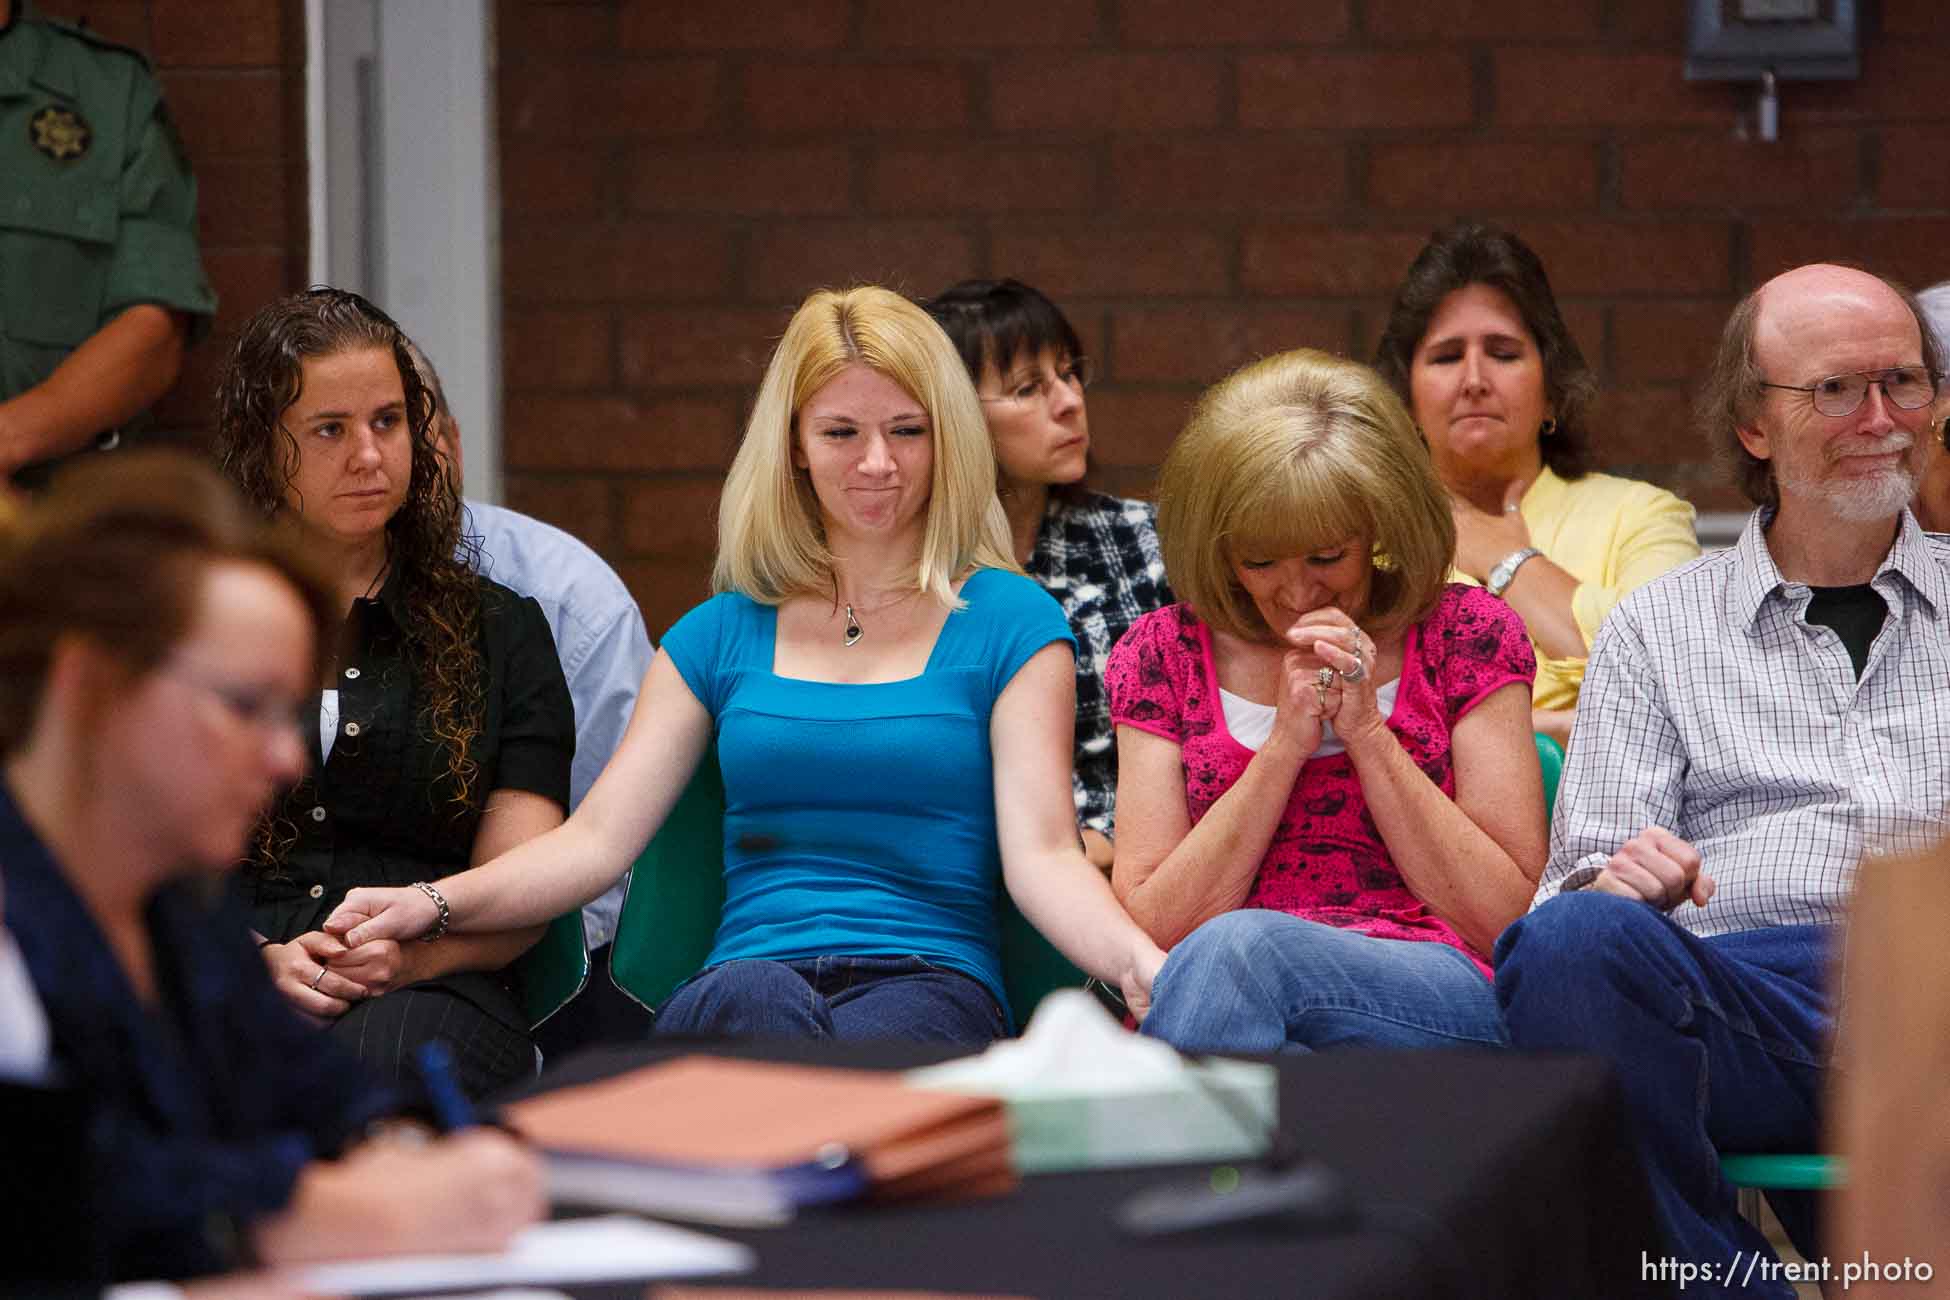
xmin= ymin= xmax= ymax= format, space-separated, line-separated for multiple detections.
xmin=1590 ymin=826 xmax=1715 ymax=912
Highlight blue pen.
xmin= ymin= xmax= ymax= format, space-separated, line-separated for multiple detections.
xmin=414 ymin=1040 xmax=476 ymax=1132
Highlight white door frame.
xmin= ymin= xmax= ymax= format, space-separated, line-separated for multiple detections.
xmin=305 ymin=0 xmax=502 ymax=501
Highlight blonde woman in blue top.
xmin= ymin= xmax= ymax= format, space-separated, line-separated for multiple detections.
xmin=328 ymin=286 xmax=1165 ymax=1041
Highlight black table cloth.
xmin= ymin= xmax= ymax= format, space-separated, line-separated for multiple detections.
xmin=472 ymin=1039 xmax=1663 ymax=1300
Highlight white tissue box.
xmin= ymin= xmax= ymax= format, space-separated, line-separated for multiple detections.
xmin=905 ymin=990 xmax=1278 ymax=1173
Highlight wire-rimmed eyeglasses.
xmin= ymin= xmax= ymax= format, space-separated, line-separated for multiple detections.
xmin=1758 ymin=366 xmax=1939 ymax=418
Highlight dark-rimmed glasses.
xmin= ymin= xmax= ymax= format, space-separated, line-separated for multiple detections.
xmin=1758 ymin=366 xmax=1938 ymax=418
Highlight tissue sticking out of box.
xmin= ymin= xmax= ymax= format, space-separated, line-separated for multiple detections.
xmin=905 ymin=989 xmax=1278 ymax=1173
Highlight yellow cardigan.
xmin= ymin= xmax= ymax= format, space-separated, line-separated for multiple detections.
xmin=1450 ymin=467 xmax=1701 ymax=711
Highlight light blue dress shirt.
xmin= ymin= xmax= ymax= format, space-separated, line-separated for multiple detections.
xmin=464 ymin=499 xmax=655 ymax=948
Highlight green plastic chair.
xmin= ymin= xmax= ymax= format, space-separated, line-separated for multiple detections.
xmin=608 ymin=743 xmax=1087 ymax=1029
xmin=1534 ymin=731 xmax=1564 ymax=827
xmin=512 ymin=910 xmax=590 ymax=1029
xmin=1721 ymin=1153 xmax=1846 ymax=1191
xmin=609 ymin=744 xmax=728 ymax=1014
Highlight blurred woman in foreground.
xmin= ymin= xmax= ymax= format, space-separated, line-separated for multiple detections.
xmin=0 ymin=454 xmax=539 ymax=1284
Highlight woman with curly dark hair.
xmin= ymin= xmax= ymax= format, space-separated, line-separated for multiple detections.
xmin=1374 ymin=222 xmax=1700 ymax=749
xmin=217 ymin=288 xmax=574 ymax=1096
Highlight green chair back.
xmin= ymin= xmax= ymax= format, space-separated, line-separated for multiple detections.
xmin=1720 ymin=1153 xmax=1845 ymax=1191
xmin=1534 ymin=732 xmax=1565 ymax=828
xmin=512 ymin=909 xmax=589 ymax=1029
xmin=609 ymin=743 xmax=729 ymax=1013
xmin=607 ymin=742 xmax=1086 ymax=1028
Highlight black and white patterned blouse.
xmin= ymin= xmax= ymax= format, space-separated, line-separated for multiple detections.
xmin=1023 ymin=489 xmax=1173 ymax=836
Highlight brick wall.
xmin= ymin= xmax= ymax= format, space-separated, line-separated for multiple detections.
xmin=38 ymin=0 xmax=307 ymax=449
xmin=496 ymin=0 xmax=1950 ymax=637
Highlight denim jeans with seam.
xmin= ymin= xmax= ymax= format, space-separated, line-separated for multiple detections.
xmin=653 ymin=954 xmax=1008 ymax=1044
xmin=1137 ymin=909 xmax=1509 ymax=1054
xmin=1495 ymin=891 xmax=1832 ymax=1299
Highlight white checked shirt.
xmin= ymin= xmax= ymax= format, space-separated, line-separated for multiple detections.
xmin=1535 ymin=508 xmax=1950 ymax=937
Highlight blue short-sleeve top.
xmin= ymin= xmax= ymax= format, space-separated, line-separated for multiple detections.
xmin=660 ymin=567 xmax=1073 ymax=1018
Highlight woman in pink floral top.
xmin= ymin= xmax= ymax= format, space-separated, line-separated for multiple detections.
xmin=1109 ymin=348 xmax=1548 ymax=1053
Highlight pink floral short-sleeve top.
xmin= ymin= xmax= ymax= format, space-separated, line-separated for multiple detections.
xmin=1106 ymin=584 xmax=1535 ymax=978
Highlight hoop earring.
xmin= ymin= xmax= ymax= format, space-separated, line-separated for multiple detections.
xmin=1540 ymin=418 xmax=1559 ymax=438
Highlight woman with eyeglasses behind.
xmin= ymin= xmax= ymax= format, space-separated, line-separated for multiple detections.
xmin=217 ymin=289 xmax=574 ymax=1097
xmin=925 ymin=280 xmax=1173 ymax=872
xmin=0 ymin=453 xmax=540 ymax=1285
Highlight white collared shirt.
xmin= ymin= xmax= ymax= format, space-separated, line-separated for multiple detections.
xmin=0 ymin=923 xmax=50 ymax=1082
xmin=1535 ymin=509 xmax=1950 ymax=936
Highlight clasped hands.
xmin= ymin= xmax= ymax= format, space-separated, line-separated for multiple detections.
xmin=261 ymin=925 xmax=416 ymax=1018
xmin=1269 ymin=609 xmax=1383 ymax=759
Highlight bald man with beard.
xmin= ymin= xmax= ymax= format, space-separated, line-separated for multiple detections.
xmin=1494 ymin=264 xmax=1950 ymax=1297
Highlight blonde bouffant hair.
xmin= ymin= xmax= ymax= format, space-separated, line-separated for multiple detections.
xmin=713 ymin=286 xmax=1014 ymax=607
xmin=1158 ymin=348 xmax=1455 ymax=644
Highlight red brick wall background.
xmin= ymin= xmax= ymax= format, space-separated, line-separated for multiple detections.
xmin=39 ymin=0 xmax=305 ymax=449
xmin=54 ymin=3 xmax=1950 ymax=640
xmin=498 ymin=0 xmax=1950 ymax=637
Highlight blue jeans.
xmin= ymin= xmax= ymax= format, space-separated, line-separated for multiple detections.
xmin=653 ymin=955 xmax=1008 ymax=1045
xmin=1495 ymin=892 xmax=1831 ymax=1299
xmin=1139 ymin=910 xmax=1507 ymax=1054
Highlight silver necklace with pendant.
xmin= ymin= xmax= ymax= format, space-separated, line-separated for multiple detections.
xmin=842 ymin=604 xmax=863 ymax=647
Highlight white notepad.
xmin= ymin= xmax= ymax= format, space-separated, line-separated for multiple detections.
xmin=298 ymin=1215 xmax=752 ymax=1295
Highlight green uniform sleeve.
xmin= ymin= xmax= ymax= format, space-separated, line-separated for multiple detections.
xmin=102 ymin=64 xmax=215 ymax=338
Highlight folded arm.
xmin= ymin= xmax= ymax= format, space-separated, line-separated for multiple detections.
xmin=1542 ymin=613 xmax=1710 ymax=911
xmin=1111 ymin=641 xmax=1329 ymax=948
xmin=0 ymin=305 xmax=186 ymax=475
xmin=1340 ymin=679 xmax=1547 ymax=955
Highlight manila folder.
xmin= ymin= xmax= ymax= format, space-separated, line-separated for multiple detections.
xmin=505 ymin=1055 xmax=1015 ymax=1199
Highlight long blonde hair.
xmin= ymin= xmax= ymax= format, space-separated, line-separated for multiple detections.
xmin=713 ymin=286 xmax=1014 ymax=608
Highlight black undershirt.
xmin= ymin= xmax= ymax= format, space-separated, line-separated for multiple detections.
xmin=1805 ymin=583 xmax=1886 ymax=679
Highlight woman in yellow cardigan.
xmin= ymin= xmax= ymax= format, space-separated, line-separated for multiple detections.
xmin=1375 ymin=222 xmax=1699 ymax=750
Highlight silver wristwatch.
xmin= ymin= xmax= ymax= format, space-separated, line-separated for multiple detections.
xmin=1485 ymin=547 xmax=1543 ymax=598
